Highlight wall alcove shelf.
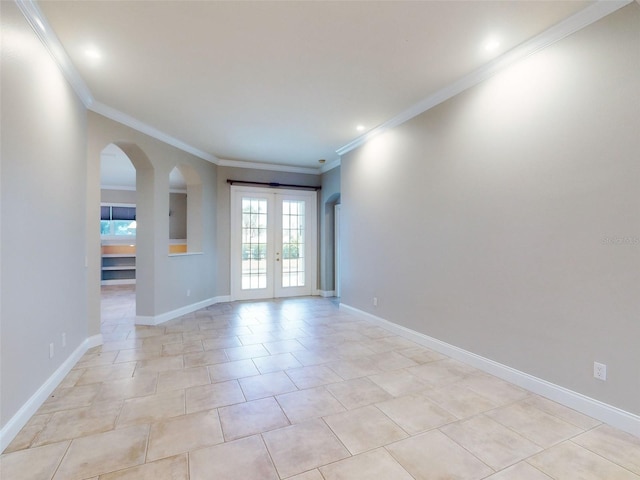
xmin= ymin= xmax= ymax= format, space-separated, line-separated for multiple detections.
xmin=101 ymin=244 xmax=136 ymax=285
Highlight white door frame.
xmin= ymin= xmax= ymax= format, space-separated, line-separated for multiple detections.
xmin=230 ymin=186 xmax=318 ymax=301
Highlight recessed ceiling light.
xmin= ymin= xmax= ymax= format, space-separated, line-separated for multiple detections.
xmin=356 ymin=125 xmax=365 ymax=132
xmin=84 ymin=47 xmax=102 ymax=60
xmin=485 ymin=38 xmax=501 ymax=52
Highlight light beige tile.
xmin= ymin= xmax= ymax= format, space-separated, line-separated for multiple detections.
xmin=324 ymin=405 xmax=408 ymax=454
xmin=376 ymin=393 xmax=456 ymax=434
xmin=183 ymin=349 xmax=228 ymax=368
xmin=262 ymin=419 xmax=350 ymax=478
xmin=276 ymin=386 xmax=345 ymax=423
xmin=98 ymin=454 xmax=188 ymax=480
xmin=75 ymin=362 xmax=137 ymax=386
xmin=327 ymin=357 xmax=383 ymax=380
xmin=264 ymin=339 xmax=306 ymax=355
xmin=368 ymin=369 xmax=429 ymax=397
xmin=572 ymin=424 xmax=640 ymax=475
xmin=208 ymin=359 xmax=259 ymax=382
xmin=219 ymin=397 xmax=290 ymax=441
xmin=366 ymin=351 xmax=419 ymax=371
xmin=147 ymin=410 xmax=224 ymax=461
xmin=134 ymin=355 xmax=183 ymax=375
xmin=186 ymin=380 xmax=245 ymax=413
xmin=32 ymin=400 xmax=122 ymax=446
xmin=57 ymin=369 xmax=85 ymax=389
xmin=37 ymin=384 xmax=102 ymax=414
xmin=162 ymin=341 xmax=203 ymax=356
xmin=326 ymin=377 xmax=392 ymax=410
xmin=238 ymin=371 xmax=298 ymax=400
xmin=528 ymin=441 xmax=639 ymax=480
xmin=521 ymin=395 xmax=601 ymax=430
xmin=3 ymin=414 xmax=50 ymax=453
xmin=285 ymin=365 xmax=343 ymax=389
xmin=114 ymin=346 xmax=163 ymax=363
xmin=74 ymin=350 xmax=119 ymax=368
xmin=320 ymin=448 xmax=414 ymax=480
xmin=486 ymin=462 xmax=553 ymax=479
xmin=156 ymin=366 xmax=210 ymax=392
xmin=202 ymin=336 xmax=242 ymax=351
xmin=95 ymin=373 xmax=158 ymax=402
xmin=142 ymin=333 xmax=184 ymax=347
xmin=291 ymin=348 xmax=337 ymax=366
xmin=0 ymin=440 xmax=69 ymax=480
xmin=387 ymin=429 xmax=493 ymax=480
xmin=225 ymin=344 xmax=270 ymax=361
xmin=253 ymin=352 xmax=303 ymax=374
xmin=486 ymin=401 xmax=584 ymax=448
xmin=287 ymin=470 xmax=324 ymax=480
xmin=423 ymin=382 xmax=498 ymax=419
xmin=457 ymin=372 xmax=529 ymax=405
xmin=117 ymin=389 xmax=185 ymax=427
xmin=396 ymin=346 xmax=446 ymax=364
xmin=440 ymin=415 xmax=542 ymax=470
xmin=53 ymin=425 xmax=148 ymax=480
xmin=405 ymin=358 xmax=476 ymax=387
xmin=100 ymin=339 xmax=143 ymax=352
xmin=189 ymin=435 xmax=278 ymax=480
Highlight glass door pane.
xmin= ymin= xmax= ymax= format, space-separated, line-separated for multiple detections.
xmin=281 ymin=199 xmax=305 ymax=288
xmin=241 ymin=197 xmax=268 ymax=290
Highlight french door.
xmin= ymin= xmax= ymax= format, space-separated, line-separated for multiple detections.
xmin=231 ymin=186 xmax=317 ymax=300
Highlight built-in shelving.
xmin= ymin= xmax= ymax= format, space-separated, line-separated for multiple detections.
xmin=101 ymin=244 xmax=136 ymax=285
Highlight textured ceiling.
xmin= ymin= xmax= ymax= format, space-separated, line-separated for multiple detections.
xmin=40 ymin=1 xmax=593 ymax=169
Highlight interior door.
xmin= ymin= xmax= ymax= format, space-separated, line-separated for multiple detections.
xmin=231 ymin=186 xmax=317 ymax=300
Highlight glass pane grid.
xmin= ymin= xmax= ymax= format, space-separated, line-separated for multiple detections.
xmin=282 ymin=200 xmax=305 ymax=288
xmin=242 ymin=198 xmax=267 ymax=290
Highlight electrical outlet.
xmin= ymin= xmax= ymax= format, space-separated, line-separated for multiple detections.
xmin=373 ymin=296 xmax=378 ymax=307
xmin=594 ymin=362 xmax=607 ymax=381
xmin=49 ymin=343 xmax=54 ymax=359
xmin=62 ymin=333 xmax=67 ymax=348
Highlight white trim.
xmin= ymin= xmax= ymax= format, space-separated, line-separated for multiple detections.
xmin=15 ymin=0 xmax=94 ymax=107
xmin=90 ymin=102 xmax=218 ymax=164
xmin=320 ymin=158 xmax=341 ymax=174
xmin=218 ymin=158 xmax=320 ymax=175
xmin=336 ymin=0 xmax=632 ymax=157
xmin=340 ymin=303 xmax=640 ymax=438
xmin=101 ymin=279 xmax=136 ymax=286
xmin=0 ymin=334 xmax=103 ymax=453
xmin=135 ymin=296 xmax=231 ymax=326
xmin=317 ymin=290 xmax=335 ymax=298
xmin=101 ymin=185 xmax=137 ymax=192
xmin=168 ymin=252 xmax=204 ymax=257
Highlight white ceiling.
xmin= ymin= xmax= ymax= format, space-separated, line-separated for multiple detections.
xmin=37 ymin=0 xmax=596 ymax=170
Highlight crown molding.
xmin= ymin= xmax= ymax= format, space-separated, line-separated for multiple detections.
xmin=218 ymin=158 xmax=321 ymax=175
xmin=89 ymin=102 xmax=219 ymax=164
xmin=16 ymin=0 xmax=94 ymax=107
xmin=336 ymin=0 xmax=633 ymax=157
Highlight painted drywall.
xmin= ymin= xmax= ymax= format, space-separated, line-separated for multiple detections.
xmin=1 ymin=2 xmax=88 ymax=428
xmin=320 ymin=167 xmax=341 ymax=292
xmin=341 ymin=3 xmax=640 ymax=415
xmin=87 ymin=113 xmax=217 ymax=331
xmin=101 ymin=188 xmax=136 ymax=205
xmin=215 ymin=166 xmax=321 ymax=296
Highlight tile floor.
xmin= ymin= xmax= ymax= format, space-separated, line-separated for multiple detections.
xmin=2 ymin=285 xmax=639 ymax=479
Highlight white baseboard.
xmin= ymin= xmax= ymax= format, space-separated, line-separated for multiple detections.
xmin=317 ymin=290 xmax=336 ymax=298
xmin=135 ymin=295 xmax=231 ymax=326
xmin=0 ymin=333 xmax=104 ymax=453
xmin=340 ymin=303 xmax=640 ymax=438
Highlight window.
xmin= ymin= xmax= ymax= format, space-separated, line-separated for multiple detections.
xmin=101 ymin=205 xmax=136 ymax=236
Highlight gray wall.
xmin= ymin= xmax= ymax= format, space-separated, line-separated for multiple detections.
xmin=320 ymin=166 xmax=341 ymax=292
xmin=87 ymin=113 xmax=218 ymax=332
xmin=1 ymin=2 xmax=88 ymax=427
xmin=341 ymin=4 xmax=640 ymax=415
xmin=215 ymin=166 xmax=321 ymax=296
